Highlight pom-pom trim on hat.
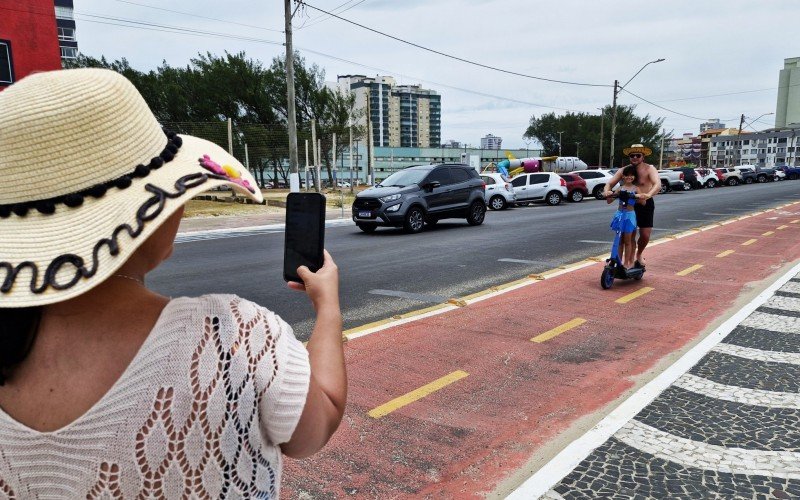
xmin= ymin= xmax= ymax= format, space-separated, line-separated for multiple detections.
xmin=0 ymin=130 xmax=183 ymax=219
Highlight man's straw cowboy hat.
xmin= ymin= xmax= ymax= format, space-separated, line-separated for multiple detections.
xmin=0 ymin=68 xmax=263 ymax=307
xmin=622 ymin=143 xmax=652 ymax=157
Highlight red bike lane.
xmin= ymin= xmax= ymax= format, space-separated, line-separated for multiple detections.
xmin=284 ymin=204 xmax=800 ymax=499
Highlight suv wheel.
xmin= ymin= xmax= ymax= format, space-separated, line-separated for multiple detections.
xmin=546 ymin=191 xmax=563 ymax=206
xmin=357 ymin=223 xmax=377 ymax=233
xmin=466 ymin=200 xmax=486 ymax=226
xmin=403 ymin=206 xmax=425 ymax=233
xmin=569 ymin=190 xmax=584 ymax=202
xmin=683 ymin=182 xmax=692 ymax=191
xmin=727 ymin=177 xmax=739 ymax=186
xmin=489 ymin=195 xmax=507 ymax=210
xmin=593 ymin=186 xmax=605 ymax=200
xmin=659 ymin=182 xmax=668 ymax=194
xmin=745 ymin=176 xmax=754 ymax=184
xmin=757 ymin=174 xmax=767 ymax=183
xmin=705 ymin=179 xmax=717 ymax=188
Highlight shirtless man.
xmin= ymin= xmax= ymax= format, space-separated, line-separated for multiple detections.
xmin=603 ymin=144 xmax=660 ymax=269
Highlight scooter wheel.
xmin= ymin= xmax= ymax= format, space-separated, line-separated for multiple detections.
xmin=601 ymin=267 xmax=615 ymax=289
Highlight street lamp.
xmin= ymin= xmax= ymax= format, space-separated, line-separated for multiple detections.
xmin=609 ymin=58 xmax=665 ymax=167
xmin=597 ymin=107 xmax=604 ymax=167
xmin=575 ymin=141 xmax=581 ymax=158
xmin=557 ymin=131 xmax=564 ymax=157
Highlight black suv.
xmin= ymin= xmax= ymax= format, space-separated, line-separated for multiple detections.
xmin=352 ymin=164 xmax=486 ymax=233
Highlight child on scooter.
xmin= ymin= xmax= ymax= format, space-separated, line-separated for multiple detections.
xmin=607 ymin=165 xmax=638 ymax=270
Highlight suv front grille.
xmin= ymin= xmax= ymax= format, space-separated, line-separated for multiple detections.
xmin=353 ymin=198 xmax=382 ymax=210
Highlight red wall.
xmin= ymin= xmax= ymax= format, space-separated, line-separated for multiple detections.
xmin=0 ymin=0 xmax=62 ymax=88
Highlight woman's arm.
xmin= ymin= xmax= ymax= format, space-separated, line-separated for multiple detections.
xmin=282 ymin=251 xmax=347 ymax=458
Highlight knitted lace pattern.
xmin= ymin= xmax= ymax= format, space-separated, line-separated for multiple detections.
xmin=0 ymin=295 xmax=310 ymax=498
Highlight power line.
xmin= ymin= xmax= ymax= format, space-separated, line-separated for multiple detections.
xmin=111 ymin=0 xmax=284 ymax=33
xmin=298 ymin=1 xmax=611 ymax=88
xmin=619 ymin=88 xmax=738 ymax=122
xmin=655 ymin=83 xmax=800 ymax=103
xmin=297 ymin=0 xmax=368 ymax=30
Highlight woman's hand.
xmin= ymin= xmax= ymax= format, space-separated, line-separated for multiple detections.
xmin=288 ymin=250 xmax=340 ymax=312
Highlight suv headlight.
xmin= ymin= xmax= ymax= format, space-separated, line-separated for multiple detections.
xmin=379 ymin=193 xmax=402 ymax=203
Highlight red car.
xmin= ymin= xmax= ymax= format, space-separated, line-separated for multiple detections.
xmin=559 ymin=173 xmax=589 ymax=202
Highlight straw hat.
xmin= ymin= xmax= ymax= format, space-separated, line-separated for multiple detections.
xmin=622 ymin=143 xmax=652 ymax=157
xmin=0 ymin=68 xmax=263 ymax=307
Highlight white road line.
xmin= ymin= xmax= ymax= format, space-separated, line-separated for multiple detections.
xmin=740 ymin=311 xmax=800 ymax=334
xmin=703 ymin=212 xmax=735 ymax=216
xmin=676 ymin=219 xmax=710 ymax=222
xmin=577 ymin=240 xmax=609 ymax=244
xmin=781 ymin=281 xmax=800 ymax=294
xmin=176 ymin=219 xmax=353 ymax=243
xmin=713 ymin=343 xmax=800 ymax=366
xmin=616 ymin=420 xmax=800 ymax=479
xmin=498 ymin=258 xmax=552 ymax=265
xmin=506 ymin=261 xmax=800 ymax=500
xmin=675 ymin=373 xmax=800 ymax=409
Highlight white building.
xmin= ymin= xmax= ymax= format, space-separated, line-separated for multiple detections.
xmin=708 ymin=124 xmax=800 ymax=168
xmin=481 ymin=133 xmax=502 ymax=150
xmin=776 ymin=57 xmax=800 ymax=128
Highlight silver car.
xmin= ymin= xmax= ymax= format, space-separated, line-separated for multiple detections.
xmin=481 ymin=173 xmax=516 ymax=210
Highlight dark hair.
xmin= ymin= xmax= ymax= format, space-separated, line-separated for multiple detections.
xmin=0 ymin=307 xmax=42 ymax=385
xmin=622 ymin=165 xmax=638 ymax=182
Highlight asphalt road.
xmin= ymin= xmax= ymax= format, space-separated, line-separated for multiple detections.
xmin=149 ymin=181 xmax=800 ymax=340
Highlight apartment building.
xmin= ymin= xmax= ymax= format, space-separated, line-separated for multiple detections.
xmin=708 ymin=124 xmax=800 ymax=168
xmin=55 ymin=0 xmax=78 ymax=62
xmin=481 ymin=133 xmax=502 ymax=150
xmin=337 ymin=75 xmax=441 ymax=148
xmin=776 ymin=57 xmax=800 ymax=128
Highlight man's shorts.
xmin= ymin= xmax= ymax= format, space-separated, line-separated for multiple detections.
xmin=634 ymin=198 xmax=655 ymax=228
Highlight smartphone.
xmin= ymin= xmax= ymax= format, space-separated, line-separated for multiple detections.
xmin=283 ymin=192 xmax=326 ymax=283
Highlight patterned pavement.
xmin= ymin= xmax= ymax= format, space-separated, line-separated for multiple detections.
xmin=540 ymin=275 xmax=800 ymax=499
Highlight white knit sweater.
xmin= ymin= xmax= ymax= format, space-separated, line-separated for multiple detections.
xmin=0 ymin=295 xmax=310 ymax=499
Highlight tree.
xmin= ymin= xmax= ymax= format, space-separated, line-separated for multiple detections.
xmin=524 ymin=105 xmax=666 ymax=167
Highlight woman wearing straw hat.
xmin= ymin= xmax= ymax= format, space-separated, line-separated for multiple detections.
xmin=0 ymin=69 xmax=345 ymax=497
xmin=602 ymin=144 xmax=661 ymax=270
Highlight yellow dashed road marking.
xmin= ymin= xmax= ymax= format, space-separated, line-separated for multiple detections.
xmin=616 ymin=287 xmax=654 ymax=304
xmin=530 ymin=318 xmax=587 ymax=343
xmin=368 ymin=370 xmax=469 ymax=419
xmin=777 ymin=225 xmax=789 ymax=230
xmin=791 ymin=220 xmax=799 ymax=224
xmin=716 ymin=250 xmax=735 ymax=258
xmin=762 ymin=231 xmax=775 ymax=236
xmin=676 ymin=264 xmax=703 ymax=276
xmin=742 ymin=239 xmax=757 ymax=246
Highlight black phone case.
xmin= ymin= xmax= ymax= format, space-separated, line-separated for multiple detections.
xmin=283 ymin=192 xmax=325 ymax=282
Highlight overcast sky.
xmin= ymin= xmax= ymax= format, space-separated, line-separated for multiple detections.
xmin=73 ymin=0 xmax=797 ymax=148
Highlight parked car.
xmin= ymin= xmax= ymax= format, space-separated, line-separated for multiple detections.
xmin=778 ymin=165 xmax=800 ymax=180
xmin=510 ymin=172 xmax=568 ymax=206
xmin=668 ymin=167 xmax=700 ymax=190
xmin=753 ymin=167 xmax=778 ymax=183
xmin=733 ymin=166 xmax=758 ymax=184
xmin=572 ymin=169 xmax=615 ymax=199
xmin=657 ymin=170 xmax=685 ymax=193
xmin=717 ymin=167 xmax=743 ymax=186
xmin=481 ymin=173 xmax=516 ymax=210
xmin=695 ymin=168 xmax=720 ymax=188
xmin=559 ymin=173 xmax=589 ymax=202
xmin=352 ymin=164 xmax=486 ymax=234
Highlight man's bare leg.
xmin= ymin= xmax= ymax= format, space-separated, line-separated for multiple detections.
xmin=636 ymin=227 xmax=652 ymax=266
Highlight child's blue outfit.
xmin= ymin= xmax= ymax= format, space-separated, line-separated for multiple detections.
xmin=610 ymin=188 xmax=638 ymax=234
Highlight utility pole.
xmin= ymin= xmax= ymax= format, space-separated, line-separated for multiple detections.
xmin=597 ymin=108 xmax=604 ymax=166
xmin=609 ymin=80 xmax=619 ymax=168
xmin=284 ymin=0 xmax=300 ymax=192
xmin=365 ymin=97 xmax=373 ymax=185
xmin=658 ymin=129 xmax=665 ymax=169
xmin=557 ymin=131 xmax=564 ymax=157
xmin=735 ymin=113 xmax=745 ymax=166
xmin=575 ymin=141 xmax=580 ymax=158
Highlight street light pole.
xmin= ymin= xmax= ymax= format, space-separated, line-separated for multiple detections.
xmin=557 ymin=131 xmax=564 ymax=157
xmin=284 ymin=0 xmax=300 ymax=192
xmin=597 ymin=107 xmax=604 ymax=166
xmin=575 ymin=141 xmax=580 ymax=158
xmin=609 ymin=58 xmax=665 ymax=168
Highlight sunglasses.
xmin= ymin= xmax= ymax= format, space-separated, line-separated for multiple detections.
xmin=628 ymin=154 xmax=643 ymax=159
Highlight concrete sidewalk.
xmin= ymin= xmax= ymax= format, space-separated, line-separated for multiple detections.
xmin=276 ymin=202 xmax=800 ymax=498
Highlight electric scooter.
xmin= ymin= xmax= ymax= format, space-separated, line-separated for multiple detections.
xmin=601 ymin=191 xmax=645 ymax=289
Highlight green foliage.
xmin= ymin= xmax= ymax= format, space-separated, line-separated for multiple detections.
xmin=524 ymin=105 xmax=668 ymax=167
xmin=67 ymin=51 xmax=364 ymax=186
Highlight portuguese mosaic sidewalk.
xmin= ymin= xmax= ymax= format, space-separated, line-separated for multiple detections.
xmin=528 ymin=273 xmax=800 ymax=499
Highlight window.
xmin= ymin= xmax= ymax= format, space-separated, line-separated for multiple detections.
xmin=449 ymin=168 xmax=470 ymax=183
xmin=58 ymin=27 xmax=76 ymax=41
xmin=576 ymin=172 xmax=598 ymax=179
xmin=61 ymin=46 xmax=78 ymax=59
xmin=425 ymin=168 xmax=452 ymax=185
xmin=511 ymin=176 xmax=528 ymax=187
xmin=481 ymin=176 xmax=496 ymax=185
xmin=529 ymin=174 xmax=549 ymax=184
xmin=0 ymin=40 xmax=13 ymax=85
